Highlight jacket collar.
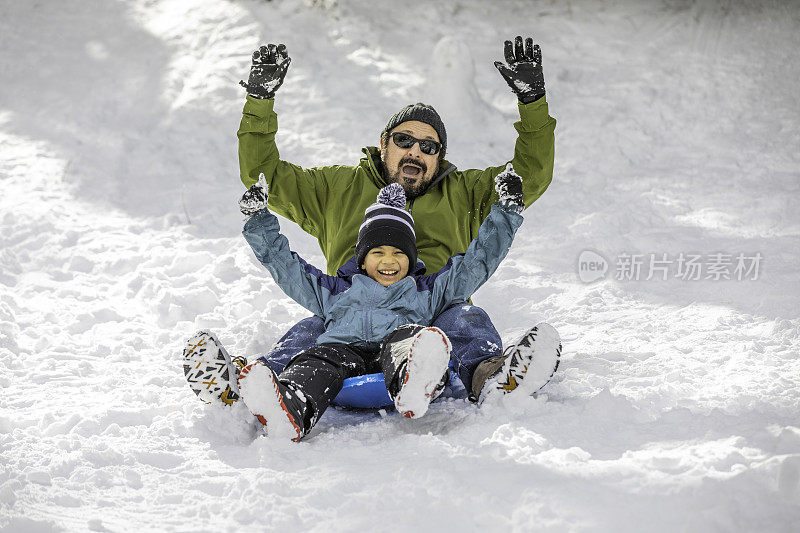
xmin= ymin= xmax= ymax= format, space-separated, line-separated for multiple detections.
xmin=360 ymin=146 xmax=457 ymax=191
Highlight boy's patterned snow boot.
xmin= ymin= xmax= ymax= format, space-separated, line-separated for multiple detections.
xmin=471 ymin=323 xmax=561 ymax=405
xmin=237 ymin=359 xmax=310 ymax=442
xmin=183 ymin=330 xmax=247 ymax=406
xmin=381 ymin=324 xmax=452 ymax=419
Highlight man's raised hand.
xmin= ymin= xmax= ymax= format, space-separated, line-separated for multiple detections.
xmin=239 ymin=174 xmax=269 ymax=217
xmin=494 ymin=36 xmax=545 ymax=104
xmin=494 ymin=163 xmax=524 ymax=213
xmin=239 ymin=44 xmax=291 ymax=99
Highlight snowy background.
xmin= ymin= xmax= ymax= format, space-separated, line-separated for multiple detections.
xmin=2 ymin=0 xmax=799 ymax=531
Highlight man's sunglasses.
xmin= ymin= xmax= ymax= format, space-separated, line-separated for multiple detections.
xmin=390 ymin=132 xmax=442 ymax=156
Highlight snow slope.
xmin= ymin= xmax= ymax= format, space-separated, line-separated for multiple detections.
xmin=1 ymin=0 xmax=799 ymax=531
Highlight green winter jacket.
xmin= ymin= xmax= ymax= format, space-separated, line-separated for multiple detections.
xmin=237 ymin=96 xmax=555 ymax=275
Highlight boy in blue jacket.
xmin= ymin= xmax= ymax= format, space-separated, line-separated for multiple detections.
xmin=183 ymin=165 xmax=561 ymax=441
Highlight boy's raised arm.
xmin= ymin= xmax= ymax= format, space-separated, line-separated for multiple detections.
xmin=240 ymin=176 xmax=349 ymax=316
xmin=423 ymin=165 xmax=525 ymax=317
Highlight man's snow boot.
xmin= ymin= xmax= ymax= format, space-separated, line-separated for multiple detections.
xmin=472 ymin=322 xmax=562 ymax=404
xmin=237 ymin=360 xmax=310 ymax=442
xmin=381 ymin=324 xmax=452 ymax=419
xmin=183 ymin=330 xmax=247 ymax=406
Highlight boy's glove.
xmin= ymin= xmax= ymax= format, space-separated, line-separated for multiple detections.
xmin=239 ymin=44 xmax=291 ymax=99
xmin=494 ymin=163 xmax=524 ymax=213
xmin=239 ymin=174 xmax=269 ymax=217
xmin=494 ymin=36 xmax=545 ymax=104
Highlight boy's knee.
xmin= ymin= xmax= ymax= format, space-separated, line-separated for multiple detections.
xmin=290 ymin=344 xmax=364 ymax=372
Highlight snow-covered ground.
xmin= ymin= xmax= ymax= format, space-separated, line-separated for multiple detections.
xmin=2 ymin=0 xmax=799 ymax=531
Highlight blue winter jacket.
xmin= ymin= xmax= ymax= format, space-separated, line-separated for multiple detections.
xmin=242 ymin=202 xmax=523 ymax=350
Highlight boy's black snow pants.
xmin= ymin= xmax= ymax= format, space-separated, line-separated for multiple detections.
xmin=276 ymin=324 xmax=429 ymax=423
xmin=278 ymin=343 xmax=380 ymax=421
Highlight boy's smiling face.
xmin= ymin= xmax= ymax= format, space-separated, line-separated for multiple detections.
xmin=361 ymin=245 xmax=410 ymax=287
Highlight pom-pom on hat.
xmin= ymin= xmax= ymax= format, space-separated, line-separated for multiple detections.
xmin=355 ymin=183 xmax=417 ymax=270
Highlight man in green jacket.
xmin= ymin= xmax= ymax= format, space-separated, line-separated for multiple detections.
xmin=237 ymin=37 xmax=556 ymax=401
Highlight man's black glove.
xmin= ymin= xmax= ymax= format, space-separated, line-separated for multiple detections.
xmin=494 ymin=36 xmax=545 ymax=104
xmin=239 ymin=174 xmax=269 ymax=217
xmin=239 ymin=44 xmax=291 ymax=99
xmin=494 ymin=163 xmax=524 ymax=213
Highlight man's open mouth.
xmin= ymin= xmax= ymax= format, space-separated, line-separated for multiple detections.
xmin=401 ymin=165 xmax=422 ymax=176
xmin=401 ymin=164 xmax=422 ymax=177
xmin=378 ymin=269 xmax=399 ymax=276
xmin=398 ymin=157 xmax=426 ymax=179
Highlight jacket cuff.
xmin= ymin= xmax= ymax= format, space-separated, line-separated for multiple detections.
xmin=243 ymin=207 xmax=274 ymax=231
xmin=240 ymin=96 xmax=278 ymax=134
xmin=243 ymin=95 xmax=275 ymax=116
xmin=497 ymin=200 xmax=524 ymax=214
xmin=516 ymin=96 xmax=554 ymax=132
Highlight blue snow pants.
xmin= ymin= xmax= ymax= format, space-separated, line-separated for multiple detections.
xmin=260 ymin=304 xmax=502 ymax=394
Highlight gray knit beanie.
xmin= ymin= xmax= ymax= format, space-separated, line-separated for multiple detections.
xmin=382 ymin=103 xmax=447 ymax=154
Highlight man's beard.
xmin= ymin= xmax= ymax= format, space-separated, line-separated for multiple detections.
xmin=381 ymin=155 xmax=437 ymax=200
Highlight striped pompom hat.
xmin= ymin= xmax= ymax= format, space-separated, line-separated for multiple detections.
xmin=355 ymin=183 xmax=417 ymax=269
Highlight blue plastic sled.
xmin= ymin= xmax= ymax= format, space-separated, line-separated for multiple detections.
xmin=332 ymin=373 xmax=393 ymax=409
xmin=331 ymin=361 xmax=457 ymax=409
